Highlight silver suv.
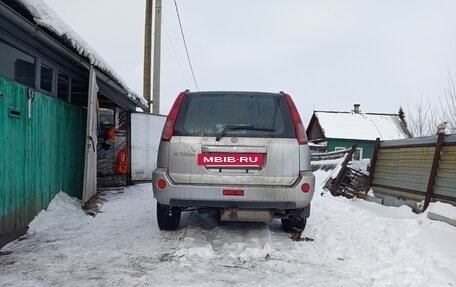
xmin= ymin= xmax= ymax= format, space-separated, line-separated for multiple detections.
xmin=153 ymin=91 xmax=315 ymax=234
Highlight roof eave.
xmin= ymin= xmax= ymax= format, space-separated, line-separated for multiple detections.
xmin=0 ymin=1 xmax=147 ymax=111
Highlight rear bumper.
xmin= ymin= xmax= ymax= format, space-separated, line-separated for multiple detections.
xmin=152 ymin=168 xmax=315 ymax=210
xmin=170 ymin=199 xmax=296 ymax=209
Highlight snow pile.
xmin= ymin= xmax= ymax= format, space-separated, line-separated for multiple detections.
xmin=15 ymin=0 xmax=147 ymax=106
xmin=426 ymin=201 xmax=456 ymax=220
xmin=1 ymin=182 xmax=455 ymax=286
xmin=348 ymin=158 xmax=370 ymax=174
xmin=27 ymin=192 xmax=91 ymax=234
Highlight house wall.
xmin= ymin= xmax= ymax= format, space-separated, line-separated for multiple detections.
xmin=327 ymin=138 xmax=375 ymax=159
xmin=306 ymin=116 xmax=325 ymax=141
xmin=0 ymin=77 xmax=86 ymax=237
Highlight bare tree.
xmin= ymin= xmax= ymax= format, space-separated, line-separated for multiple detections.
xmin=439 ymin=69 xmax=456 ymax=133
xmin=407 ymin=94 xmax=439 ymax=137
xmin=407 ymin=70 xmax=456 ymax=137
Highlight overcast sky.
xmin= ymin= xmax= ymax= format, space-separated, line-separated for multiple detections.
xmin=42 ymin=0 xmax=456 ymax=123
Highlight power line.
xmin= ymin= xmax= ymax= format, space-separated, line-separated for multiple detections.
xmin=173 ymin=0 xmax=200 ymax=91
xmin=164 ymin=26 xmax=189 ymax=83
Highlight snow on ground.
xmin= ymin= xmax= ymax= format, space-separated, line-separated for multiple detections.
xmin=1 ymin=174 xmax=456 ymax=286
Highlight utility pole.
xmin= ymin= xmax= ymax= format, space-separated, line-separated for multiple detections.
xmin=152 ymin=0 xmax=162 ymax=114
xmin=143 ymin=0 xmax=153 ymax=113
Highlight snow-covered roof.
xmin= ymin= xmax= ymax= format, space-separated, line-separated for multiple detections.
xmin=13 ymin=0 xmax=147 ymax=107
xmin=314 ymin=111 xmax=411 ymax=141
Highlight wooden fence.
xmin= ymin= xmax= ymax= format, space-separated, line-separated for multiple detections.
xmin=1 ymin=77 xmax=86 ymax=241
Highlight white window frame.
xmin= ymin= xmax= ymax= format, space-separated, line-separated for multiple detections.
xmin=335 ymin=147 xmax=363 ymax=161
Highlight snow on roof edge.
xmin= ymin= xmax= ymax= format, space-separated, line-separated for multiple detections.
xmin=16 ymin=0 xmax=148 ymax=108
xmin=314 ymin=110 xmax=399 ymax=117
xmin=314 ymin=111 xmax=411 ymax=141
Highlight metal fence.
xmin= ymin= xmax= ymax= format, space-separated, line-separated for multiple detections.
xmin=369 ymin=134 xmax=456 ymax=209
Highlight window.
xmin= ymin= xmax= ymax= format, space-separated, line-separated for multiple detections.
xmin=57 ymin=72 xmax=70 ymax=101
xmin=335 ymin=147 xmax=347 ymax=153
xmin=40 ymin=64 xmax=53 ymax=93
xmin=116 ymin=107 xmax=127 ymax=131
xmin=335 ymin=147 xmax=363 ymax=161
xmin=99 ymin=108 xmax=114 ymax=127
xmin=353 ymin=148 xmax=362 ymax=161
xmin=71 ymin=78 xmax=88 ymax=107
xmin=0 ymin=41 xmax=36 ymax=87
xmin=174 ymin=92 xmax=295 ymax=138
xmin=98 ymin=108 xmax=128 ymax=129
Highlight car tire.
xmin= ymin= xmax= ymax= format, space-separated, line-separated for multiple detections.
xmin=281 ymin=217 xmax=307 ymax=233
xmin=156 ymin=202 xmax=181 ymax=231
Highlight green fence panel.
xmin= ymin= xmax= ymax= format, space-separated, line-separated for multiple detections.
xmin=0 ymin=77 xmax=86 ymax=236
xmin=0 ymin=78 xmax=27 ymax=234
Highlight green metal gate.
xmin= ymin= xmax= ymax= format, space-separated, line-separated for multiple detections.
xmin=0 ymin=77 xmax=86 ymax=237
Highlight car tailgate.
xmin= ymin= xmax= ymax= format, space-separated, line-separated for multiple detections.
xmin=168 ymin=136 xmax=299 ymax=186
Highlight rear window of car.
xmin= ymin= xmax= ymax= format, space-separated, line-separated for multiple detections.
xmin=174 ymin=92 xmax=295 ymax=138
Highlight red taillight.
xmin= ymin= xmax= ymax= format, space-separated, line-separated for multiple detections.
xmin=284 ymin=93 xmax=308 ymax=145
xmin=223 ymin=189 xmax=244 ymax=196
xmin=161 ymin=91 xmax=186 ymax=141
xmin=301 ymin=183 xmax=311 ymax=193
xmin=156 ymin=179 xmax=166 ymax=189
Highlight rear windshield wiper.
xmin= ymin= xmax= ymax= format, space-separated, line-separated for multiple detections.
xmin=216 ymin=124 xmax=275 ymax=141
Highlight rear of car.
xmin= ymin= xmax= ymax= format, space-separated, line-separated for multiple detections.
xmin=153 ymin=91 xmax=315 ymax=233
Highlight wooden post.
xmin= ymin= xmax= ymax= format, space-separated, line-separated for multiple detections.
xmin=152 ymin=0 xmax=162 ymax=114
xmin=330 ymin=140 xmax=359 ymax=196
xmin=367 ymin=137 xmax=381 ymax=189
xmin=143 ymin=0 xmax=153 ymax=113
xmin=423 ymin=134 xmax=445 ymax=211
xmin=126 ymin=112 xmax=132 ymax=186
xmin=82 ymin=65 xmax=98 ymax=206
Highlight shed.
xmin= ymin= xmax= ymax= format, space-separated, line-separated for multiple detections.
xmin=306 ymin=105 xmax=412 ymax=159
xmin=0 ymin=0 xmax=147 ymax=245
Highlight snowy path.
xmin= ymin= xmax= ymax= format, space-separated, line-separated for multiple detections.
xmin=1 ymin=181 xmax=456 ymax=286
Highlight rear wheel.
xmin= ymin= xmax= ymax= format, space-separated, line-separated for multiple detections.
xmin=156 ymin=202 xmax=181 ymax=231
xmin=281 ymin=217 xmax=307 ymax=233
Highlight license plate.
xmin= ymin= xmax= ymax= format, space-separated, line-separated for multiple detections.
xmin=197 ymin=153 xmax=264 ymax=167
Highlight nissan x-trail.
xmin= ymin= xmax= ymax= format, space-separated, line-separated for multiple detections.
xmin=153 ymin=91 xmax=315 ymax=234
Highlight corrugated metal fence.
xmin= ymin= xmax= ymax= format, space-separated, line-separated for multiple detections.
xmin=0 ymin=77 xmax=86 ymax=238
xmin=369 ymin=134 xmax=456 ymax=208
